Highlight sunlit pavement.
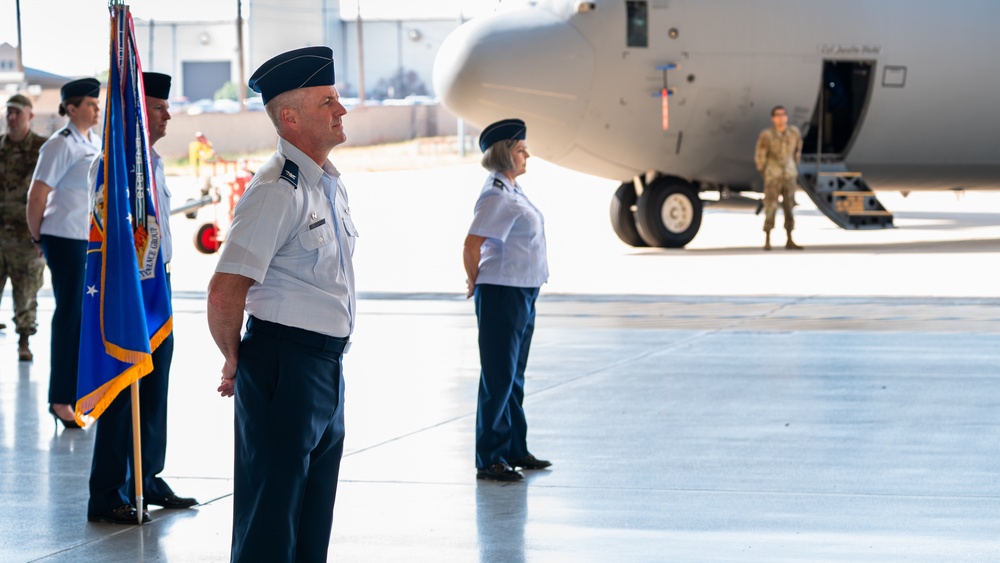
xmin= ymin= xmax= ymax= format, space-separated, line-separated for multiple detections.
xmin=1 ymin=159 xmax=998 ymax=561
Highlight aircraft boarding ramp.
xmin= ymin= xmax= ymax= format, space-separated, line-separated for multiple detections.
xmin=799 ymin=165 xmax=894 ymax=230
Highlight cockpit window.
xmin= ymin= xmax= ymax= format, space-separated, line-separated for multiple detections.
xmin=626 ymin=1 xmax=649 ymax=48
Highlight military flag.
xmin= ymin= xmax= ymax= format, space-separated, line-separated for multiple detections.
xmin=75 ymin=2 xmax=172 ymax=425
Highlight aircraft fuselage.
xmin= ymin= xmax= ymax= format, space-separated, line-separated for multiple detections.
xmin=435 ymin=0 xmax=1000 ymax=192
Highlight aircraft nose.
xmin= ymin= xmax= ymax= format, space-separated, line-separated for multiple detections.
xmin=433 ymin=8 xmax=594 ymax=158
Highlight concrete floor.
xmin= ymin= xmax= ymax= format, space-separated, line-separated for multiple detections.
xmin=2 ymin=292 xmax=998 ymax=562
xmin=1 ymin=163 xmax=999 ymax=561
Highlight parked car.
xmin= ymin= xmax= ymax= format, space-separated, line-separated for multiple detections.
xmin=244 ymin=97 xmax=264 ymax=111
xmin=404 ymin=95 xmax=439 ymax=105
xmin=212 ymin=99 xmax=241 ymax=114
xmin=168 ymin=97 xmax=190 ymax=113
xmin=186 ymin=98 xmax=215 ymax=115
xmin=339 ymin=97 xmax=361 ymax=109
xmin=379 ymin=95 xmax=438 ymax=106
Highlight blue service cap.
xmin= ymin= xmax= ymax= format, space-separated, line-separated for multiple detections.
xmin=248 ymin=46 xmax=336 ymax=105
xmin=143 ymin=72 xmax=171 ymax=100
xmin=478 ymin=118 xmax=526 ymax=152
xmin=61 ymin=78 xmax=101 ymax=102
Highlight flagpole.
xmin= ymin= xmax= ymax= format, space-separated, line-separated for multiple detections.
xmin=81 ymin=0 xmax=164 ymax=525
xmin=110 ymin=0 xmax=144 ymax=525
xmin=131 ymin=382 xmax=144 ymax=523
xmin=122 ymin=0 xmax=145 ymax=524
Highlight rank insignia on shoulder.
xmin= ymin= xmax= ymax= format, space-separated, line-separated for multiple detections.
xmin=60 ymin=129 xmax=72 ymax=137
xmin=279 ymin=159 xmax=299 ymax=189
xmin=492 ymin=178 xmax=505 ymax=190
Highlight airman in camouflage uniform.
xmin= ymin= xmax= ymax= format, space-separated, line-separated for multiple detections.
xmin=754 ymin=105 xmax=803 ymax=251
xmin=0 ymin=94 xmax=48 ymax=361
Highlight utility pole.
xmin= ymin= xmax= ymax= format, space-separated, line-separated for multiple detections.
xmin=322 ymin=0 xmax=328 ymax=47
xmin=356 ymin=0 xmax=365 ymax=105
xmin=456 ymin=9 xmax=466 ymax=156
xmin=149 ymin=20 xmax=155 ymax=70
xmin=237 ymin=0 xmax=247 ymax=111
xmin=15 ymin=0 xmax=24 ymax=74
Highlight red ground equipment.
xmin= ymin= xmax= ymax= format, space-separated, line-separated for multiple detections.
xmin=184 ymin=160 xmax=253 ymax=254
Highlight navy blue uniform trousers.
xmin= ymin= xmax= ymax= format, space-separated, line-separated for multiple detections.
xmin=88 ymin=276 xmax=175 ymax=515
xmin=474 ymin=284 xmax=539 ymax=469
xmin=40 ymin=235 xmax=86 ymax=405
xmin=231 ymin=316 xmax=347 ymax=563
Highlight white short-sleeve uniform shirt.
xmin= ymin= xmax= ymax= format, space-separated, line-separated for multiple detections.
xmin=151 ymin=148 xmax=172 ymax=264
xmin=31 ymin=122 xmax=101 ymax=240
xmin=468 ymin=172 xmax=548 ymax=288
xmin=215 ymin=137 xmax=357 ymax=338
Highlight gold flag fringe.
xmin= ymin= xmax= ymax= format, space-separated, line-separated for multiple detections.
xmin=74 ymin=354 xmax=153 ymax=426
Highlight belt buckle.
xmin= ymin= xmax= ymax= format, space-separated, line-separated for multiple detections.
xmin=342 ymin=341 xmax=352 ymax=354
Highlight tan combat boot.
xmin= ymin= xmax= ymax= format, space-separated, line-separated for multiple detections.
xmin=785 ymin=230 xmax=803 ymax=250
xmin=763 ymin=231 xmax=772 ymax=251
xmin=18 ymin=333 xmax=32 ymax=362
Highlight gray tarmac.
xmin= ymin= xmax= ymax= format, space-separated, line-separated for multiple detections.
xmin=0 ymin=158 xmax=998 ymax=562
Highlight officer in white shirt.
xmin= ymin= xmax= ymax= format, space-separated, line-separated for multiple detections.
xmin=206 ymin=46 xmax=356 ymax=563
xmin=87 ymin=73 xmax=198 ymax=526
xmin=26 ymin=77 xmax=101 ymax=429
xmin=462 ymin=118 xmax=552 ymax=482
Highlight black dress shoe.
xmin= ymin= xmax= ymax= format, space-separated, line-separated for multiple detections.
xmin=510 ymin=454 xmax=552 ymax=470
xmin=146 ymin=493 xmax=198 ymax=509
xmin=476 ymin=462 xmax=523 ymax=481
xmin=88 ymin=504 xmax=150 ymax=525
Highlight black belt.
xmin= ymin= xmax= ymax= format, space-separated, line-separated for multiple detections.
xmin=247 ymin=316 xmax=351 ymax=355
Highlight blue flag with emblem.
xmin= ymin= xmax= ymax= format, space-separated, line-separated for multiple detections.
xmin=75 ymin=4 xmax=172 ymax=425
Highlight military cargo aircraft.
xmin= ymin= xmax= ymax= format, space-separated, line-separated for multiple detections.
xmin=433 ymin=0 xmax=1000 ymax=247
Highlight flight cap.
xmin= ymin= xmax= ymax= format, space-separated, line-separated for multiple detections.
xmin=6 ymin=93 xmax=32 ymax=110
xmin=479 ymin=118 xmax=526 ymax=152
xmin=61 ymin=78 xmax=101 ymax=101
xmin=248 ymin=46 xmax=336 ymax=105
xmin=143 ymin=72 xmax=171 ymax=100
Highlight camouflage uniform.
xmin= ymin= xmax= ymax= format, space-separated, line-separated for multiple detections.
xmin=754 ymin=125 xmax=802 ymax=232
xmin=0 ymin=130 xmax=48 ymax=335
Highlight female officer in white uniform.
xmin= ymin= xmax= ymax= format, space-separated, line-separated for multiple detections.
xmin=462 ymin=118 xmax=552 ymax=481
xmin=26 ymin=77 xmax=101 ymax=429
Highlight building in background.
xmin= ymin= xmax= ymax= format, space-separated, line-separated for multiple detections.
xmin=337 ymin=15 xmax=456 ymax=100
xmin=248 ymin=0 xmax=329 ymax=78
xmin=0 ymin=42 xmax=79 ymax=136
xmin=251 ymin=0 xmax=461 ymax=101
xmin=132 ymin=20 xmax=239 ymax=105
xmin=130 ymin=1 xmax=468 ymax=106
xmin=0 ymin=2 xmax=485 ymax=152
xmin=0 ymin=42 xmax=71 ymax=92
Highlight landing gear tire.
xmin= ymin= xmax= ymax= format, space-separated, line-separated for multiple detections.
xmin=609 ymin=181 xmax=648 ymax=247
xmin=194 ymin=223 xmax=220 ymax=254
xmin=635 ymin=178 xmax=703 ymax=248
